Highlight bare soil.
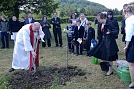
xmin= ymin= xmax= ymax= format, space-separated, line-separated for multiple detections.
xmin=7 ymin=66 xmax=86 ymax=89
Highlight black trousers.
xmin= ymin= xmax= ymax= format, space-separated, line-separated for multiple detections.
xmin=86 ymin=40 xmax=91 ymax=54
xmin=53 ymin=28 xmax=62 ymax=46
xmin=76 ymin=41 xmax=83 ymax=55
xmin=1 ymin=32 xmax=9 ymax=48
xmin=42 ymin=39 xmax=51 ymax=47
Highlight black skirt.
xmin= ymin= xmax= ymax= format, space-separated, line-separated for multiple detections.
xmin=89 ymin=38 xmax=118 ymax=61
xmin=126 ymin=36 xmax=134 ymax=63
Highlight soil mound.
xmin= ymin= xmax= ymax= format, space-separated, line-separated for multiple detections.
xmin=8 ymin=66 xmax=86 ymax=89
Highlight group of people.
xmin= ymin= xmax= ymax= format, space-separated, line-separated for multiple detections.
xmin=0 ymin=13 xmax=35 ymax=48
xmin=0 ymin=1 xmax=134 ymax=88
xmin=89 ymin=2 xmax=134 ymax=88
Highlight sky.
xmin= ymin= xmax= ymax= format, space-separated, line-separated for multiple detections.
xmin=88 ymin=0 xmax=133 ymax=10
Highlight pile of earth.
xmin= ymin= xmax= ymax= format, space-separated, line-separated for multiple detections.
xmin=8 ymin=66 xmax=86 ymax=89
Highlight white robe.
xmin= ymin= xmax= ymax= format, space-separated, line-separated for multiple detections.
xmin=12 ymin=24 xmax=44 ymax=70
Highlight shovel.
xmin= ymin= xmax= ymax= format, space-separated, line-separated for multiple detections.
xmin=32 ymin=39 xmax=39 ymax=73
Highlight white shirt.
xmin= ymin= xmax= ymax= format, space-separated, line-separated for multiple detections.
xmin=125 ymin=15 xmax=134 ymax=41
xmin=78 ymin=26 xmax=80 ymax=30
xmin=28 ymin=18 xmax=32 ymax=23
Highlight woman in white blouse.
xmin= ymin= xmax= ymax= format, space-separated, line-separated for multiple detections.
xmin=124 ymin=2 xmax=134 ymax=88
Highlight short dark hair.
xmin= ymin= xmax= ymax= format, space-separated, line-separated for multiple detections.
xmin=123 ymin=4 xmax=128 ymax=8
xmin=107 ymin=10 xmax=113 ymax=16
xmin=77 ymin=19 xmax=81 ymax=23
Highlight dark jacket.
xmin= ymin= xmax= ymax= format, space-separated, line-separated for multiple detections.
xmin=87 ymin=27 xmax=95 ymax=41
xmin=0 ymin=20 xmax=9 ymax=32
xmin=108 ymin=17 xmax=119 ymax=39
xmin=73 ymin=26 xmax=85 ymax=40
xmin=9 ymin=20 xmax=20 ymax=33
xmin=90 ymin=19 xmax=119 ymax=59
xmin=40 ymin=21 xmax=51 ymax=39
xmin=19 ymin=21 xmax=25 ymax=29
xmin=121 ymin=18 xmax=126 ymax=34
xmin=51 ymin=17 xmax=61 ymax=30
xmin=24 ymin=18 xmax=36 ymax=24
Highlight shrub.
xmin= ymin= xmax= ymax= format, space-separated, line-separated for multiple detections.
xmin=36 ymin=15 xmax=122 ymax=24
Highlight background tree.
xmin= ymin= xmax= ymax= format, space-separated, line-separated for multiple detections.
xmin=85 ymin=6 xmax=92 ymax=16
xmin=0 ymin=0 xmax=59 ymax=19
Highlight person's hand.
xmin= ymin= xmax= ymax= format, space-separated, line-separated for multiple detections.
xmin=36 ymin=35 xmax=40 ymax=40
xmin=7 ymin=31 xmax=10 ymax=34
xmin=31 ymin=51 xmax=36 ymax=58
xmin=124 ymin=46 xmax=128 ymax=52
xmin=52 ymin=21 xmax=54 ymax=23
xmin=106 ymin=29 xmax=110 ymax=34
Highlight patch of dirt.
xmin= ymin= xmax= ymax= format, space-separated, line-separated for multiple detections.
xmin=8 ymin=66 xmax=86 ymax=89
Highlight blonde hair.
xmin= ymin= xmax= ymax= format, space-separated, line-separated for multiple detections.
xmin=124 ymin=2 xmax=134 ymax=14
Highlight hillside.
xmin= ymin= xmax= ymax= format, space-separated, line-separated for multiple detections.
xmin=56 ymin=0 xmax=109 ymax=16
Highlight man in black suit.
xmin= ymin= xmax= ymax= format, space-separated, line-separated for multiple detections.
xmin=51 ymin=12 xmax=62 ymax=47
xmin=24 ymin=13 xmax=36 ymax=25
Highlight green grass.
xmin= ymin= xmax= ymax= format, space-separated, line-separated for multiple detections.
xmin=0 ymin=23 xmax=129 ymax=89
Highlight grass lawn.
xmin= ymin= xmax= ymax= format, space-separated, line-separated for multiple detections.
xmin=0 ymin=23 xmax=130 ymax=89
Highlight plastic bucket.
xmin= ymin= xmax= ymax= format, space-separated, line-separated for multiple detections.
xmin=91 ymin=56 xmax=98 ymax=64
xmin=99 ymin=62 xmax=109 ymax=71
xmin=117 ymin=60 xmax=128 ymax=69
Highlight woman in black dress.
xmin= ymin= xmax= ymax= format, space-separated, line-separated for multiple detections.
xmin=123 ymin=3 xmax=134 ymax=88
xmin=89 ymin=13 xmax=119 ymax=76
xmin=40 ymin=15 xmax=51 ymax=47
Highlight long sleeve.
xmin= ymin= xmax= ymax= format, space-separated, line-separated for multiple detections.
xmin=93 ymin=28 xmax=95 ymax=39
xmin=39 ymin=26 xmax=45 ymax=41
xmin=109 ymin=23 xmax=118 ymax=35
xmin=125 ymin=16 xmax=134 ymax=41
xmin=23 ymin=29 xmax=33 ymax=52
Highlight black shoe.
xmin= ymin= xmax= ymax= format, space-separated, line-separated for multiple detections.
xmin=9 ymin=68 xmax=15 ymax=72
xmin=48 ymin=45 xmax=51 ymax=47
xmin=60 ymin=45 xmax=62 ymax=47
xmin=105 ymin=72 xmax=113 ymax=76
xmin=126 ymin=85 xmax=134 ymax=88
xmin=6 ymin=46 xmax=9 ymax=48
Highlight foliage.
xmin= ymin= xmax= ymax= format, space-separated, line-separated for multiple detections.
xmin=0 ymin=75 xmax=8 ymax=89
xmin=0 ymin=0 xmax=17 ymax=18
xmin=56 ymin=0 xmax=122 ymax=17
xmin=0 ymin=0 xmax=59 ymax=19
xmin=56 ymin=0 xmax=109 ymax=17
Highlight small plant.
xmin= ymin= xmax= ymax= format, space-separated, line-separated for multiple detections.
xmin=0 ymin=75 xmax=8 ymax=89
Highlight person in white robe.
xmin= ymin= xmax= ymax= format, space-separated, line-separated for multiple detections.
xmin=9 ymin=22 xmax=44 ymax=72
